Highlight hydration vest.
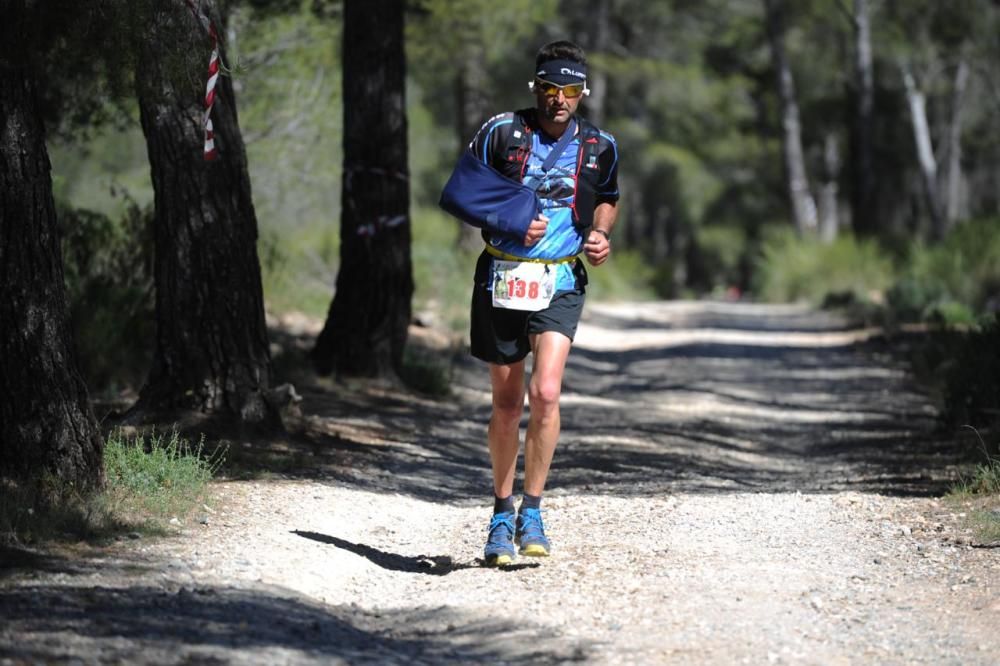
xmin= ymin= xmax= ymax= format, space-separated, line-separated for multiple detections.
xmin=490 ymin=109 xmax=604 ymax=231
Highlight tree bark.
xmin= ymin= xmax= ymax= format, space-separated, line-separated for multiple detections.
xmin=901 ymin=62 xmax=945 ymax=241
xmin=764 ymin=0 xmax=818 ymax=235
xmin=132 ymin=0 xmax=278 ymax=427
xmin=849 ymin=0 xmax=877 ymax=236
xmin=312 ymin=0 xmax=413 ymax=378
xmin=0 ymin=2 xmax=103 ymax=489
xmin=945 ymin=58 xmax=969 ymax=230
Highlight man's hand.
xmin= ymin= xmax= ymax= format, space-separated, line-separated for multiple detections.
xmin=583 ymin=229 xmax=610 ymax=266
xmin=523 ymin=214 xmax=549 ymax=246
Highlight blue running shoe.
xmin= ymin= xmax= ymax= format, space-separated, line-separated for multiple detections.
xmin=516 ymin=508 xmax=550 ymax=557
xmin=484 ymin=511 xmax=516 ymax=566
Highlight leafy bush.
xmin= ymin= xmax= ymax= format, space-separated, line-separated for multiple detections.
xmin=585 ymin=247 xmax=657 ymax=302
xmin=943 ymin=314 xmax=1000 ymax=434
xmin=1 ymin=429 xmax=221 ymax=546
xmin=103 ymin=428 xmax=224 ymax=520
xmin=889 ymin=217 xmax=1000 ymax=323
xmin=59 ymin=201 xmax=155 ymax=394
xmin=694 ymin=223 xmax=748 ymax=294
xmin=953 ymin=458 xmax=1000 ymax=496
xmin=751 ymin=227 xmax=894 ymax=304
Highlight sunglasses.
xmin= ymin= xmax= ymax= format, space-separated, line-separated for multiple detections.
xmin=533 ymin=78 xmax=587 ymax=99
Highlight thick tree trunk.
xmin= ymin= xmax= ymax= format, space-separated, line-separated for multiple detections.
xmin=819 ymin=133 xmax=841 ymax=244
xmin=764 ymin=0 xmax=818 ymax=236
xmin=312 ymin=0 xmax=413 ymax=378
xmin=133 ymin=0 xmax=278 ymax=426
xmin=945 ymin=58 xmax=969 ymax=230
xmin=850 ymin=0 xmax=877 ymax=236
xmin=901 ymin=63 xmax=945 ymax=241
xmin=0 ymin=3 xmax=103 ymax=489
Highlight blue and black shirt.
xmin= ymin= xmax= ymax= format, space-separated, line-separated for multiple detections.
xmin=469 ymin=108 xmax=620 ymax=291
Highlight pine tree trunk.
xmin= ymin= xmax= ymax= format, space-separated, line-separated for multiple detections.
xmin=850 ymin=0 xmax=877 ymax=236
xmin=819 ymin=133 xmax=841 ymax=244
xmin=0 ymin=3 xmax=103 ymax=489
xmin=945 ymin=58 xmax=969 ymax=230
xmin=764 ymin=0 xmax=818 ymax=236
xmin=132 ymin=0 xmax=278 ymax=426
xmin=901 ymin=63 xmax=945 ymax=241
xmin=312 ymin=0 xmax=412 ymax=378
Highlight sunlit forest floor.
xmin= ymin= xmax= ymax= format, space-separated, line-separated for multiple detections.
xmin=2 ymin=301 xmax=999 ymax=664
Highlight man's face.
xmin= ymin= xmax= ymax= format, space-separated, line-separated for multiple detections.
xmin=535 ymin=83 xmax=582 ymax=124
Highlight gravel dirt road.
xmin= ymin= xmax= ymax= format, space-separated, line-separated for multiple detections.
xmin=2 ymin=301 xmax=998 ymax=664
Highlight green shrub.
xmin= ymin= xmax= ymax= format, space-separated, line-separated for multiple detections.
xmin=889 ymin=217 xmax=1000 ymax=323
xmin=953 ymin=458 xmax=1000 ymax=496
xmin=1 ymin=429 xmax=221 ymax=546
xmin=694 ymin=223 xmax=747 ymax=294
xmin=943 ymin=314 xmax=1000 ymax=433
xmin=103 ymin=429 xmax=222 ymax=514
xmin=886 ymin=276 xmax=949 ymax=322
xmin=59 ymin=201 xmax=155 ymax=394
xmin=752 ymin=227 xmax=894 ymax=304
xmin=585 ymin=247 xmax=658 ymax=302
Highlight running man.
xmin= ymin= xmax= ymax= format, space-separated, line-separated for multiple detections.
xmin=465 ymin=40 xmax=620 ymax=565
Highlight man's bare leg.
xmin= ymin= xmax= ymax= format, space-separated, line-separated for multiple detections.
xmin=523 ymin=331 xmax=572 ymax=496
xmin=483 ymin=361 xmax=525 ymax=565
xmin=488 ymin=361 xmax=526 ymax=499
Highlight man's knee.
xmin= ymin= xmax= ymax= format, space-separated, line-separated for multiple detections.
xmin=492 ymin=390 xmax=524 ymax=424
xmin=528 ymin=377 xmax=561 ymax=413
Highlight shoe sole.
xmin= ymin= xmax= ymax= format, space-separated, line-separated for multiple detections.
xmin=519 ymin=544 xmax=550 ymax=557
xmin=485 ymin=554 xmax=514 ymax=567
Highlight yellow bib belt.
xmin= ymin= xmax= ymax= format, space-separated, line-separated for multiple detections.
xmin=485 ymin=245 xmax=578 ymax=265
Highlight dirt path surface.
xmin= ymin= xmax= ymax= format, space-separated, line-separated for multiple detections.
xmin=3 ymin=301 xmax=999 ymax=664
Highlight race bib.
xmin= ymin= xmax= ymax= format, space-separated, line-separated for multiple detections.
xmin=491 ymin=259 xmax=556 ymax=311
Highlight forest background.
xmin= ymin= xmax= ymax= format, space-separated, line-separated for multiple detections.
xmin=56 ymin=0 xmax=999 ymax=416
xmin=3 ymin=0 xmax=1000 ymax=498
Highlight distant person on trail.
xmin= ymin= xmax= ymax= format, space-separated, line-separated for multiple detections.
xmin=444 ymin=40 xmax=620 ymax=566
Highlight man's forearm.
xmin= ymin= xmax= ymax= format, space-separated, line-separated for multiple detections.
xmin=593 ymin=202 xmax=619 ymax=238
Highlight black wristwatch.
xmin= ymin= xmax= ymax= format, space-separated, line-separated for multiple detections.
xmin=594 ymin=228 xmax=610 ymax=241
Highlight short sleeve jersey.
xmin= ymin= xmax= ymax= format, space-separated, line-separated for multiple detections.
xmin=469 ymin=109 xmax=619 ymax=292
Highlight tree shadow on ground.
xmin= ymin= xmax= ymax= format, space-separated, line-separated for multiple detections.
xmin=214 ymin=304 xmax=965 ymax=503
xmin=0 ymin=543 xmax=163 ymax=584
xmin=0 ymin=546 xmax=87 ymax=580
xmin=0 ymin=583 xmax=582 ymax=664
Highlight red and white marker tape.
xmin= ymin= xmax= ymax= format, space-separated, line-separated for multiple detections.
xmin=185 ymin=0 xmax=220 ymax=160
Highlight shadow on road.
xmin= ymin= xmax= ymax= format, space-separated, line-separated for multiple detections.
xmin=291 ymin=530 xmax=486 ymax=575
xmin=0 ymin=583 xmax=578 ymax=664
xmin=223 ymin=302 xmax=964 ymax=502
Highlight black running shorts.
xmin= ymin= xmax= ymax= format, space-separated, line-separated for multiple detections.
xmin=469 ymin=251 xmax=587 ymax=365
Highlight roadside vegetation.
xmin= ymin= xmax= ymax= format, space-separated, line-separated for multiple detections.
xmin=1 ymin=430 xmax=221 ymax=548
xmin=947 ymin=430 xmax=1000 ymax=543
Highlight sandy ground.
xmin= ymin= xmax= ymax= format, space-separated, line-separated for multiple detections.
xmin=2 ymin=301 xmax=998 ymax=665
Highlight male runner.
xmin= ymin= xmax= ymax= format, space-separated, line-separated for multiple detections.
xmin=465 ymin=40 xmax=620 ymax=566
